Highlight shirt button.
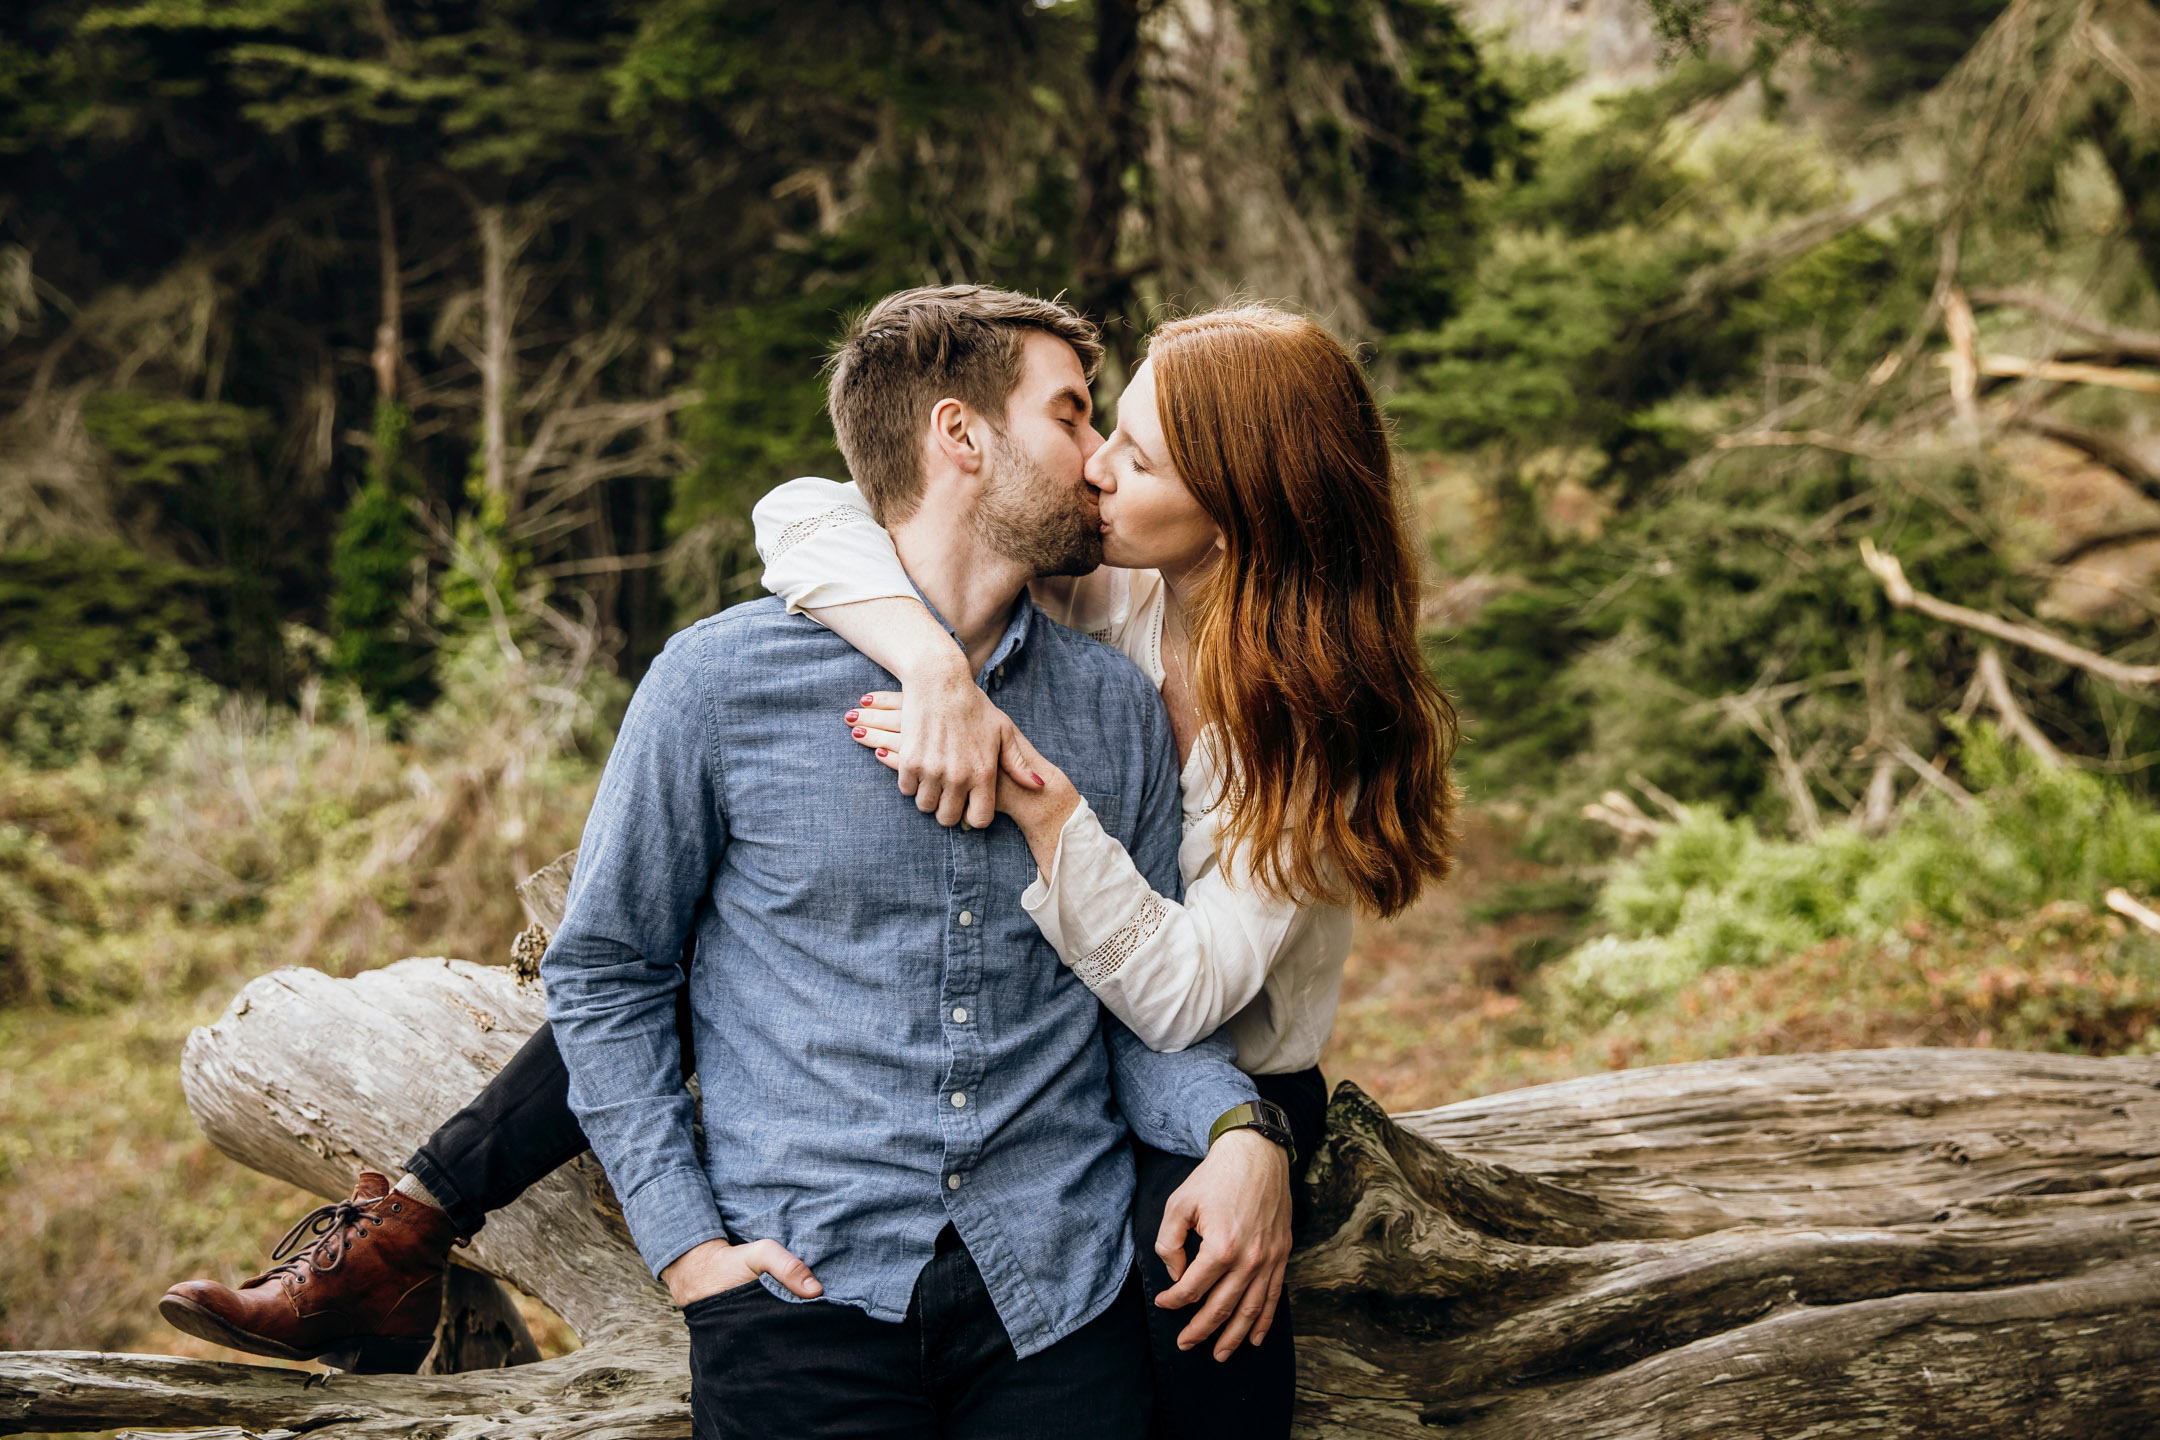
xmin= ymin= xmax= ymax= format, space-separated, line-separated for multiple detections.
xmin=996 ymin=665 xmax=1005 ymax=681
xmin=948 ymin=1174 xmax=963 ymax=1190
xmin=952 ymin=1007 xmax=969 ymax=1024
xmin=958 ymin=910 xmax=973 ymax=927
xmin=951 ymin=1091 xmax=968 ymax=1108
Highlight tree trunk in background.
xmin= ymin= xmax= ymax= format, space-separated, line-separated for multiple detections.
xmin=477 ymin=204 xmax=515 ymax=505
xmin=1076 ymin=0 xmax=1148 ymax=378
xmin=2091 ymin=87 xmax=2160 ymax=299
xmin=370 ymin=155 xmax=402 ymax=405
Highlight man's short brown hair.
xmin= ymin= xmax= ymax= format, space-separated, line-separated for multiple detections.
xmin=827 ymin=285 xmax=1104 ymax=525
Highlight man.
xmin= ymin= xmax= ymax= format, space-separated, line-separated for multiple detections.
xmin=543 ymin=285 xmax=1293 ymax=1439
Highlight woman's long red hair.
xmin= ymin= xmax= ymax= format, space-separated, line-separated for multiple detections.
xmin=1150 ymin=306 xmax=1457 ymax=917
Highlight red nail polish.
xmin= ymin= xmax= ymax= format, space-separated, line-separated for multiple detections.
xmin=845 ymin=710 xmax=860 ymax=723
xmin=876 ymin=748 xmax=889 ymax=758
xmin=852 ymin=726 xmax=867 ymax=738
xmin=1031 ymin=772 xmax=1046 ymax=786
xmin=861 ymin=694 xmax=875 ymax=705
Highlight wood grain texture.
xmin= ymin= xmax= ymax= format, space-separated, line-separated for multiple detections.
xmin=5 ymin=958 xmax=2159 ymax=1438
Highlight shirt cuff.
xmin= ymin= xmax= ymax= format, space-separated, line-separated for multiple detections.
xmin=1177 ymin=1078 xmax=1266 ymax=1157
xmin=620 ymin=1165 xmax=730 ymax=1280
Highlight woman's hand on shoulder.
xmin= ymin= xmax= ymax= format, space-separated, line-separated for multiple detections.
xmin=846 ymin=675 xmax=1048 ymax=829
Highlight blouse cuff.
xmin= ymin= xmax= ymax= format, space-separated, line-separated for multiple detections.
xmin=1021 ymin=798 xmax=1167 ymax=988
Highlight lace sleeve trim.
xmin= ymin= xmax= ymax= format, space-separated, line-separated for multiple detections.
xmin=1070 ymin=891 xmax=1168 ymax=987
xmin=769 ymin=505 xmax=875 ymax=561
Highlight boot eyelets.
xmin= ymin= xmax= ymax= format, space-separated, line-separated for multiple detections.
xmin=390 ymin=1203 xmax=401 ymax=1213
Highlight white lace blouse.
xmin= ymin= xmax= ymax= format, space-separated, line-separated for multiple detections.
xmin=752 ymin=477 xmax=1351 ymax=1076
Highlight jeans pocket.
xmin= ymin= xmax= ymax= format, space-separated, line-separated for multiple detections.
xmin=681 ymin=1277 xmax=768 ymax=1325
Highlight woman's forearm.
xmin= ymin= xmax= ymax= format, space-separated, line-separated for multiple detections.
xmin=1022 ymin=814 xmax=1297 ymax=1053
xmin=1005 ymin=781 xmax=1083 ymax=877
xmin=802 ymin=596 xmax=970 ymax=686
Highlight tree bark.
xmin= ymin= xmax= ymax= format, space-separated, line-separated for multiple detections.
xmin=1075 ymin=0 xmax=1149 ymax=376
xmin=469 ymin=202 xmax=540 ymax=508
xmin=5 ymin=917 xmax=2160 ymax=1434
xmin=370 ymin=155 xmax=402 ymax=405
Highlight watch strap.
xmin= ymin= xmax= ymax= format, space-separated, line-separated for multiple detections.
xmin=1208 ymin=1099 xmax=1296 ymax=1163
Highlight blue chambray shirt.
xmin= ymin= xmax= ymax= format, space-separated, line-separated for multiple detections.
xmin=542 ymin=593 xmax=1258 ymax=1358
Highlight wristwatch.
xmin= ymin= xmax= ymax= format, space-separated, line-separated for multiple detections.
xmin=1208 ymin=1099 xmax=1296 ymax=1163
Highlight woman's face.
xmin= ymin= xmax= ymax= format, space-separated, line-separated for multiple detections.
xmin=1085 ymin=359 xmax=1222 ymax=574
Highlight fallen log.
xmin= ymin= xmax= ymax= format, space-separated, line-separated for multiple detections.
xmin=4 ymin=878 xmax=2160 ymax=1436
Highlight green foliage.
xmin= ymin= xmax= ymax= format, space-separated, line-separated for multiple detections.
xmin=1388 ymin=65 xmax=1873 ymax=451
xmin=77 ymin=390 xmax=287 ymax=688
xmin=80 ymin=390 xmax=262 ymax=491
xmin=1848 ymin=0 xmax=2008 ymax=107
xmin=86 ymin=0 xmax=626 ymax=175
xmin=1555 ymin=727 xmax=2160 ymax=1013
xmin=0 ymin=615 xmax=614 ymax=1010
xmin=1645 ymin=0 xmax=1858 ymax=59
xmin=328 ymin=401 xmax=433 ymax=711
xmin=1257 ymin=0 xmax=1530 ymax=331
xmin=1397 ymin=63 xmax=1989 ymax=843
xmin=0 ymin=546 xmax=226 ymax=685
xmin=1439 ymin=447 xmax=2020 ymax=841
xmin=0 ymin=635 xmax=216 ymax=771
xmin=0 ymin=638 xmax=219 ymax=1007
xmin=678 ymin=282 xmax=851 ymax=526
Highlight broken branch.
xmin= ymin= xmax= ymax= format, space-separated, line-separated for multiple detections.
xmin=1859 ymin=539 xmax=2160 ymax=688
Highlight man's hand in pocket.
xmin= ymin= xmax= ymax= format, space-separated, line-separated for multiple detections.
xmin=663 ymin=1237 xmax=822 ymax=1308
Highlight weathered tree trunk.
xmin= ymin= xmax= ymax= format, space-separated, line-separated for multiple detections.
xmin=4 ymin=893 xmax=2159 ymax=1435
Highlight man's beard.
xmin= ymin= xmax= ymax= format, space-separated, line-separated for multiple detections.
xmin=972 ymin=439 xmax=1104 ymax=578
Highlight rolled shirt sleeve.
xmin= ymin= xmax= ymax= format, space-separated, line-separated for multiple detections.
xmin=751 ymin=477 xmax=916 ymax=615
xmin=541 ymin=631 xmax=732 ymax=1279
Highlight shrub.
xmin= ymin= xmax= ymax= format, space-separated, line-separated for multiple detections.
xmin=1554 ymin=726 xmax=2160 ymax=1014
xmin=0 ymin=620 xmax=616 ymax=1011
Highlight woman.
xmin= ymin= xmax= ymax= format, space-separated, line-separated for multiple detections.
xmin=751 ymin=303 xmax=1458 ymax=1436
xmin=159 ymin=303 xmax=1456 ymax=1438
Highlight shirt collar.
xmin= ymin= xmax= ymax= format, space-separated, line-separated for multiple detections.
xmin=905 ymin=575 xmax=1037 ymax=685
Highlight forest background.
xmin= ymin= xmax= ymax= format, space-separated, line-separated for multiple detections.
xmin=6 ymin=0 xmax=2160 ymax=1376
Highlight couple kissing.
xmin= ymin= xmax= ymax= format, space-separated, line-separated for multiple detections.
xmin=159 ymin=284 xmax=1459 ymax=1440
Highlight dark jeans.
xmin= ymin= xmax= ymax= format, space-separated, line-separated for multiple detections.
xmin=684 ymin=1223 xmax=1152 ymax=1440
xmin=1132 ymin=1068 xmax=1328 ymax=1440
xmin=403 ymin=1002 xmax=1326 ymax=1440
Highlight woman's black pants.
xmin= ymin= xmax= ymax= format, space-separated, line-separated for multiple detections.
xmin=401 ymin=997 xmax=1326 ymax=1440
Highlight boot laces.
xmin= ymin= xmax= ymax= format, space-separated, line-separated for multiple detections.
xmin=263 ymin=1197 xmax=385 ymax=1282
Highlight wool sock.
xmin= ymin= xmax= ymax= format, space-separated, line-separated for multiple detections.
xmin=392 ymin=1171 xmax=446 ymax=1213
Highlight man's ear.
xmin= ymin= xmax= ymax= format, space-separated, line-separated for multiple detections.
xmin=928 ymin=396 xmax=986 ymax=478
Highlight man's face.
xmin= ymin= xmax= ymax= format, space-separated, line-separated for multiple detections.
xmin=971 ymin=330 xmax=1105 ymax=578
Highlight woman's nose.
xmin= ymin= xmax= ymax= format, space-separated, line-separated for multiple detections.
xmin=1083 ymin=443 xmax=1115 ymax=492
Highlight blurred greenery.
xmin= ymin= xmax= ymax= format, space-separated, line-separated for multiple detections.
xmin=1557 ymin=725 xmax=2160 ymax=1013
xmin=11 ymin=0 xmax=2160 ymax=1374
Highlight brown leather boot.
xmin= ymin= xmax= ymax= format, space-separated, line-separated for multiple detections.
xmin=159 ymin=1172 xmax=457 ymax=1372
